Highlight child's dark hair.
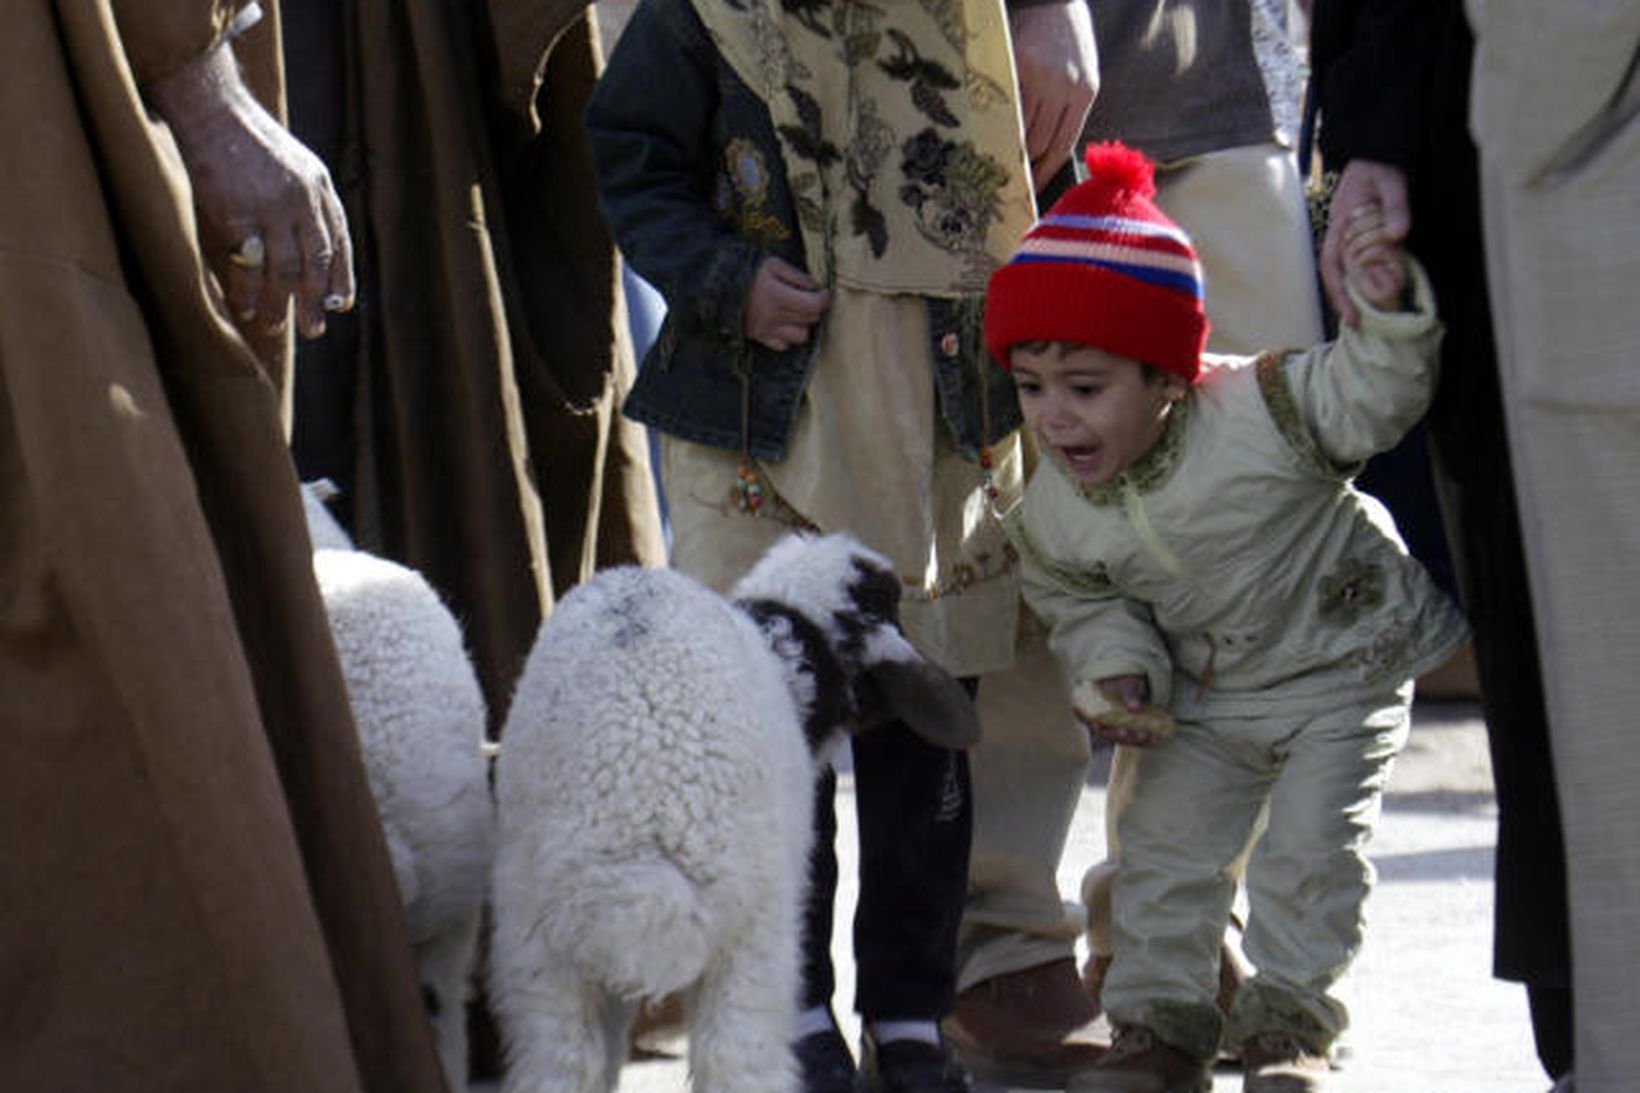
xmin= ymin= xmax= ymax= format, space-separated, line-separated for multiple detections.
xmin=1011 ymin=339 xmax=1173 ymax=384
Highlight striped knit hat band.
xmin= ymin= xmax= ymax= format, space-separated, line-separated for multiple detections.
xmin=1016 ymin=212 xmax=1203 ymax=297
xmin=985 ymin=143 xmax=1209 ymax=382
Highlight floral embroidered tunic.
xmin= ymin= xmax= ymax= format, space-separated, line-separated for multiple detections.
xmin=1006 ymin=263 xmax=1470 ymax=711
xmin=588 ymin=0 xmax=1038 ymax=676
xmin=689 ymin=0 xmax=1035 ymax=676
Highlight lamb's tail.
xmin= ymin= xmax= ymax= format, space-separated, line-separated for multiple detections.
xmin=547 ymin=860 xmax=716 ymax=1000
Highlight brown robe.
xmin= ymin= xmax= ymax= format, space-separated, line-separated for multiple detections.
xmin=0 ymin=3 xmax=446 ymax=1092
xmin=285 ymin=0 xmax=666 ymax=729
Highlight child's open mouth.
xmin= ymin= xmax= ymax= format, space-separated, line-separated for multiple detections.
xmin=1058 ymin=445 xmax=1103 ymax=479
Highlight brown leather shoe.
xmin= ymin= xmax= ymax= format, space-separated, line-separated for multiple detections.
xmin=1240 ymin=1032 xmax=1330 ymax=1093
xmin=1082 ymin=939 xmax=1244 ymax=1020
xmin=941 ymin=958 xmax=1109 ymax=1087
xmin=1068 ymin=1026 xmax=1212 ymax=1093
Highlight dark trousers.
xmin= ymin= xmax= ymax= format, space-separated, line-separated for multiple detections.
xmin=800 ymin=719 xmax=972 ymax=1021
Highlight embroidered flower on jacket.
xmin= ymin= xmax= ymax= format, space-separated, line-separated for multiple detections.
xmin=722 ymin=138 xmax=791 ymax=245
xmin=878 ymin=29 xmax=962 ymax=127
xmin=900 ymin=128 xmax=951 ymax=188
xmin=727 ymin=137 xmax=771 ymax=200
xmin=844 ymin=98 xmax=896 ymax=257
xmin=897 ymin=127 xmax=1008 ymax=257
xmin=1350 ymin=612 xmax=1418 ymax=682
xmin=1318 ymin=557 xmax=1386 ymax=627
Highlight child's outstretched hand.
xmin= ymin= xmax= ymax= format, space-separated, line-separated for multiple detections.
xmin=1341 ymin=200 xmax=1409 ymax=313
xmin=744 ymin=256 xmax=830 ymax=352
xmin=1072 ymin=674 xmax=1175 ymax=748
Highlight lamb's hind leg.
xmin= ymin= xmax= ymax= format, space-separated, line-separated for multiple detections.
xmin=415 ymin=905 xmax=483 ymax=1092
xmin=686 ymin=920 xmax=800 ymax=1093
xmin=494 ymin=947 xmax=621 ymax=1093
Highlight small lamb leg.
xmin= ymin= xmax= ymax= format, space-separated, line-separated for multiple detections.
xmin=687 ymin=925 xmax=801 ymax=1093
xmin=496 ymin=950 xmax=620 ymax=1093
xmin=415 ymin=905 xmax=484 ymax=1092
xmin=601 ymin=995 xmax=637 ymax=1084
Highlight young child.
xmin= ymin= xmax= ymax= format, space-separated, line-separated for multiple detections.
xmin=985 ymin=143 xmax=1469 ymax=1093
xmin=584 ymin=1 xmax=1041 ymax=1091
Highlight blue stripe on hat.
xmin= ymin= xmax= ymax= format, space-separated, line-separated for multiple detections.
xmin=1009 ymin=253 xmax=1204 ymax=298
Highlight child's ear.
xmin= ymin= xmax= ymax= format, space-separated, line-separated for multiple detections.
xmin=1157 ymin=371 xmax=1188 ymax=402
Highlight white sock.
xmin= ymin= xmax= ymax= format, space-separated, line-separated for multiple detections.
xmin=797 ymin=1006 xmax=838 ymax=1039
xmin=870 ymin=1019 xmax=941 ymax=1046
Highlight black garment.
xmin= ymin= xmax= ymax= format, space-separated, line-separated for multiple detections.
xmin=803 ymin=722 xmax=973 ymax=1020
xmin=1311 ymin=0 xmax=1571 ymax=1075
xmin=1528 ymin=985 xmax=1574 ymax=1081
xmin=284 ymin=0 xmax=361 ymax=508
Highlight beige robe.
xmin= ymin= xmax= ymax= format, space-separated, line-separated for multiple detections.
xmin=0 ymin=3 xmax=444 ymax=1091
xmin=1467 ymin=3 xmax=1640 ymax=1087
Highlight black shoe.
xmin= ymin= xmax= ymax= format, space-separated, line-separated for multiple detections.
xmin=797 ymin=1028 xmax=863 ymax=1093
xmin=860 ymin=1031 xmax=972 ymax=1093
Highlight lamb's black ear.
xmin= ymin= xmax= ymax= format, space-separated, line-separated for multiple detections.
xmin=864 ymin=656 xmax=981 ymax=749
xmin=839 ymin=550 xmax=978 ymax=746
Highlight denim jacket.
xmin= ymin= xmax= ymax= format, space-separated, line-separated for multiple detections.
xmin=585 ymin=0 xmax=1021 ymax=462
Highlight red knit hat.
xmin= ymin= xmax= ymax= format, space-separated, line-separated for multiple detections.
xmin=985 ymin=142 xmax=1209 ymax=383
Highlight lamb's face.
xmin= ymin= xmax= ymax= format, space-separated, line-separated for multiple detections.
xmin=827 ymin=552 xmax=911 ymax=684
xmin=734 ymin=533 xmax=981 ymax=751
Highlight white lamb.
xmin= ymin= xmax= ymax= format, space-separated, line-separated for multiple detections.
xmin=489 ymin=531 xmax=980 ymax=1093
xmin=301 ymin=484 xmax=495 ymax=1091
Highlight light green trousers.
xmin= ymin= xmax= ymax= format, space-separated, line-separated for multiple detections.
xmin=1100 ymin=681 xmax=1412 ymax=1060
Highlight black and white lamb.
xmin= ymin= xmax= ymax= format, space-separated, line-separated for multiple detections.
xmin=301 ymin=484 xmax=495 ymax=1091
xmin=488 ymin=531 xmax=980 ymax=1093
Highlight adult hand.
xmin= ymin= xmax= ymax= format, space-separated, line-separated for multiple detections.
xmin=743 ymin=257 xmax=830 ymax=352
xmin=145 ymin=39 xmax=354 ymax=340
xmin=1321 ymin=159 xmax=1410 ymax=327
xmin=1009 ymin=0 xmax=1099 ymax=193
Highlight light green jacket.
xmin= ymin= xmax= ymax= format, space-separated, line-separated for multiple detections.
xmin=1007 ymin=263 xmax=1470 ymax=713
